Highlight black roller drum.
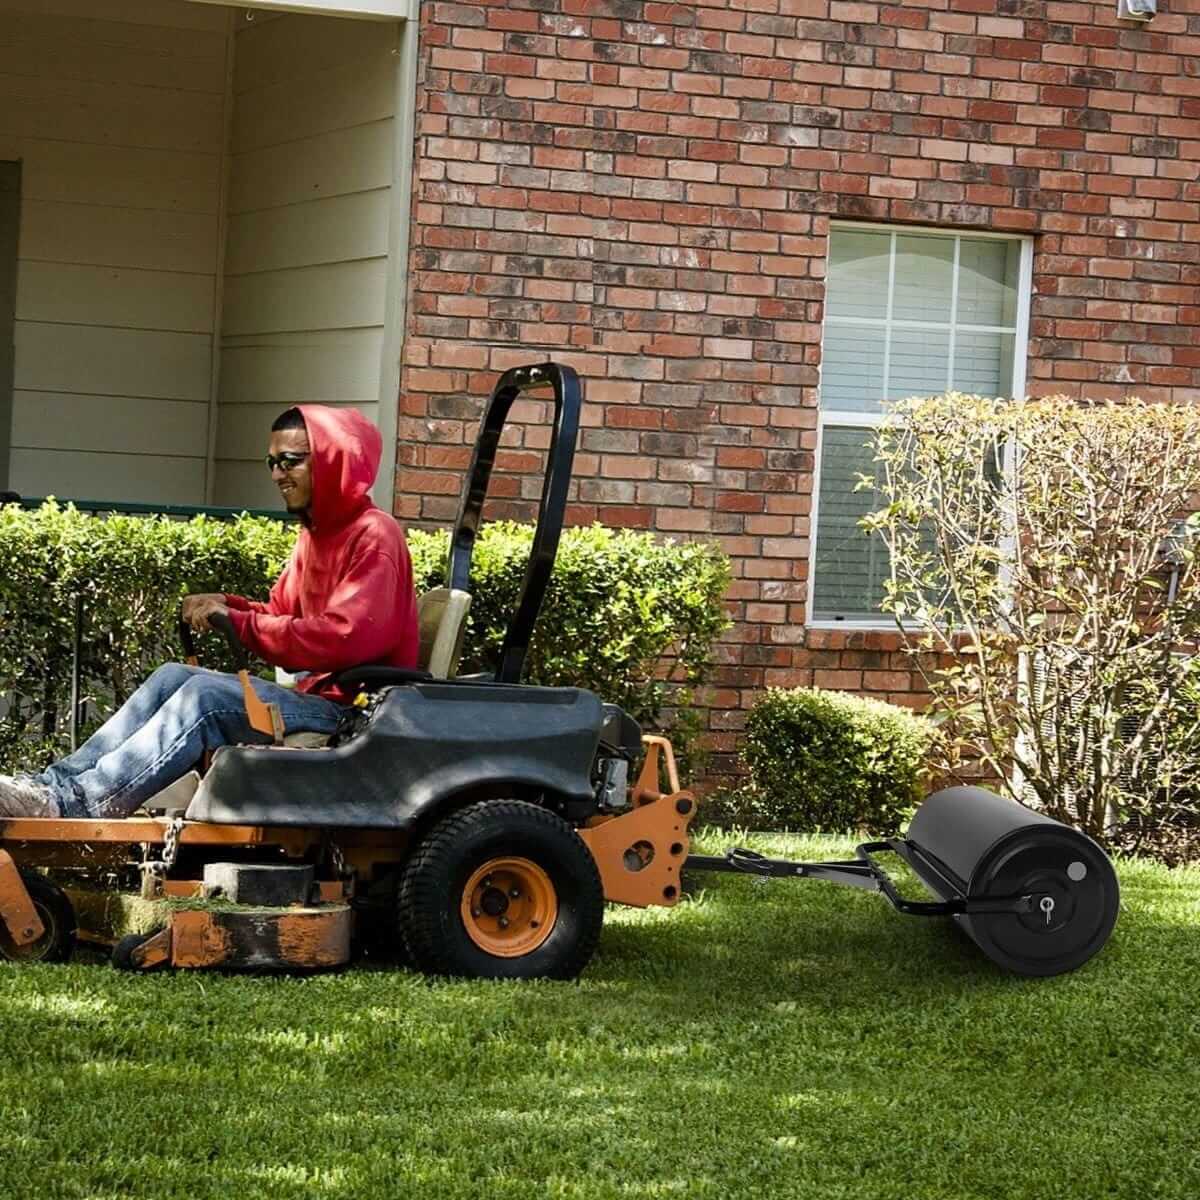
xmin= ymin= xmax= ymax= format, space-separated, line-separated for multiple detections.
xmin=905 ymin=787 xmax=1119 ymax=977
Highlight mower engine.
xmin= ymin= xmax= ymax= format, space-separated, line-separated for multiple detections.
xmin=592 ymin=703 xmax=643 ymax=814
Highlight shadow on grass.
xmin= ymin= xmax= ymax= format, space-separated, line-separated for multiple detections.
xmin=598 ymin=874 xmax=1005 ymax=989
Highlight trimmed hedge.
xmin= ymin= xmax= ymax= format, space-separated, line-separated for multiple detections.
xmin=0 ymin=503 xmax=296 ymax=772
xmin=733 ymin=688 xmax=937 ymax=834
xmin=0 ymin=503 xmax=729 ymax=772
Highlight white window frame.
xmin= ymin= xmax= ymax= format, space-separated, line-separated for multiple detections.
xmin=807 ymin=221 xmax=1034 ymax=631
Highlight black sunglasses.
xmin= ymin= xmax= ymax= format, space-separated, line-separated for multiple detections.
xmin=265 ymin=451 xmax=310 ymax=473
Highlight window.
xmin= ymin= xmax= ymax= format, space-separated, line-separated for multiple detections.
xmin=810 ymin=225 xmax=1031 ymax=625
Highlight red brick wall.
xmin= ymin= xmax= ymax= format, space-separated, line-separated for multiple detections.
xmin=395 ymin=0 xmax=1200 ymax=783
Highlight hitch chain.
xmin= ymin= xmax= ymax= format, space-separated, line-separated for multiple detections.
xmin=140 ymin=817 xmax=184 ymax=897
xmin=329 ymin=840 xmax=347 ymax=881
xmin=163 ymin=817 xmax=183 ymax=870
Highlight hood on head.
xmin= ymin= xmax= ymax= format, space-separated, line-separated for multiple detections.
xmin=294 ymin=405 xmax=382 ymax=530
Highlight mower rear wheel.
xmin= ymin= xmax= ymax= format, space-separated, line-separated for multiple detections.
xmin=398 ymin=799 xmax=603 ymax=981
xmin=0 ymin=872 xmax=75 ymax=964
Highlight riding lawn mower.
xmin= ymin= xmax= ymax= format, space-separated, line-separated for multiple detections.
xmin=0 ymin=364 xmax=1120 ymax=980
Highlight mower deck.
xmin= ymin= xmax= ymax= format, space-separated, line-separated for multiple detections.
xmin=120 ymin=903 xmax=352 ymax=972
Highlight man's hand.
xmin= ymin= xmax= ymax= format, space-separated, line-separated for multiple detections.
xmin=182 ymin=593 xmax=229 ymax=634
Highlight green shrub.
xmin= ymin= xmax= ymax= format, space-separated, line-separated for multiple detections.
xmin=734 ymin=688 xmax=937 ymax=834
xmin=1112 ymin=657 xmax=1200 ymax=865
xmin=0 ymin=504 xmax=729 ymax=772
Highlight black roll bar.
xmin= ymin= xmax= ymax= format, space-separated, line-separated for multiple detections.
xmin=448 ymin=362 xmax=582 ymax=685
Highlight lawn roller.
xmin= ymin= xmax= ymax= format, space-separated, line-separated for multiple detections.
xmin=0 ymin=362 xmax=1119 ymax=980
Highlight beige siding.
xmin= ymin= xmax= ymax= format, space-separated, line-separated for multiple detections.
xmin=11 ymin=394 xmax=208 ymax=457
xmin=17 ymin=263 xmax=214 ymax=333
xmin=0 ymin=0 xmax=228 ymax=504
xmin=227 ymin=119 xmax=393 ymax=213
xmin=9 ymin=448 xmax=205 ymax=505
xmin=9 ymin=140 xmax=223 ymax=215
xmin=14 ymin=323 xmax=211 ymax=402
xmin=0 ymin=1 xmax=228 ymax=30
xmin=218 ymin=329 xmax=386 ymax=408
xmin=222 ymin=259 xmax=389 ymax=338
xmin=225 ymin=188 xmax=390 ymax=276
xmin=19 ymin=202 xmax=217 ymax=275
xmin=213 ymin=12 xmax=396 ymax=509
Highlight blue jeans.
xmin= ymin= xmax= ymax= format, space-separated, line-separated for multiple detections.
xmin=37 ymin=663 xmax=344 ymax=818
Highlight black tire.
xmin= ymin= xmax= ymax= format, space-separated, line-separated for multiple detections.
xmin=0 ymin=872 xmax=75 ymax=964
xmin=111 ymin=931 xmax=163 ymax=972
xmin=398 ymin=799 xmax=604 ymax=981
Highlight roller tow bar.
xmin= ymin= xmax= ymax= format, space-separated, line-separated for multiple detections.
xmin=685 ymin=843 xmax=1042 ymax=917
xmin=682 ymin=785 xmax=1121 ymax=977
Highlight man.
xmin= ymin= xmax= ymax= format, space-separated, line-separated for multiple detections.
xmin=0 ymin=405 xmax=419 ymax=819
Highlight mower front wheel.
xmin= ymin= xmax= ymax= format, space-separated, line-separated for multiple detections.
xmin=398 ymin=799 xmax=604 ymax=981
xmin=112 ymin=931 xmax=167 ymax=972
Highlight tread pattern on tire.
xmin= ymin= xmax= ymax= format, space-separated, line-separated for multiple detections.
xmin=398 ymin=799 xmax=603 ymax=981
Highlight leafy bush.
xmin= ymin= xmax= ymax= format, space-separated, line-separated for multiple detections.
xmin=0 ymin=504 xmax=729 ymax=772
xmin=732 ymin=688 xmax=937 ymax=834
xmin=1113 ymin=656 xmax=1200 ymax=865
xmin=864 ymin=393 xmax=1200 ymax=848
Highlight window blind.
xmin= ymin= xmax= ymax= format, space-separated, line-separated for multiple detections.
xmin=811 ymin=428 xmax=886 ymax=621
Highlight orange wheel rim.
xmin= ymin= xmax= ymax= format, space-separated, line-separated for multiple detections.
xmin=460 ymin=857 xmax=558 ymax=958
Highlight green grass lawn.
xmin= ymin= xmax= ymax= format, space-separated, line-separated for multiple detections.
xmin=1 ymin=830 xmax=1197 ymax=1200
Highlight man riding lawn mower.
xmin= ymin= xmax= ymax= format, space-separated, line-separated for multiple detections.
xmin=0 ymin=401 xmax=419 ymax=823
xmin=0 ymin=364 xmax=1120 ymax=981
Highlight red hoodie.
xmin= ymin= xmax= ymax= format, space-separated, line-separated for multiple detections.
xmin=223 ymin=405 xmax=419 ymax=705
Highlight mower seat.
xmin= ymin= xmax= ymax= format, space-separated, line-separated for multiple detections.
xmin=334 ymin=586 xmax=472 ymax=694
xmin=265 ymin=589 xmax=471 ymax=754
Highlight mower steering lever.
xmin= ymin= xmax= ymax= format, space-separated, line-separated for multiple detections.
xmin=178 ymin=619 xmax=198 ymax=666
xmin=207 ymin=612 xmax=249 ymax=670
xmin=178 ymin=611 xmax=248 ymax=671
xmin=176 ymin=609 xmax=282 ymax=743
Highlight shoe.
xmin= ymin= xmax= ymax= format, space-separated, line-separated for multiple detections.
xmin=0 ymin=775 xmax=60 ymax=818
